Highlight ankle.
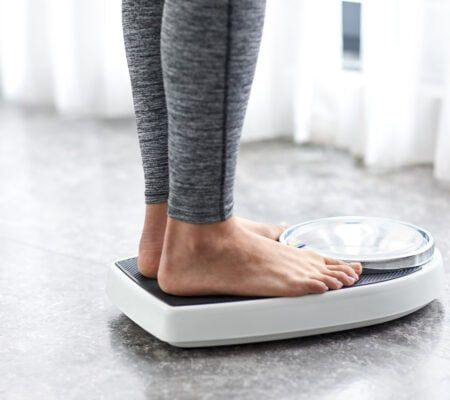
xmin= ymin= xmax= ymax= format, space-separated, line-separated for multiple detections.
xmin=143 ymin=202 xmax=167 ymax=227
xmin=158 ymin=217 xmax=244 ymax=294
xmin=163 ymin=216 xmax=238 ymax=252
xmin=158 ymin=217 xmax=237 ymax=276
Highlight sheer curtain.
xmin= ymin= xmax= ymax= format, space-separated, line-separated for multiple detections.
xmin=1 ymin=0 xmax=449 ymax=179
xmin=245 ymin=0 xmax=450 ymax=180
xmin=0 ymin=0 xmax=132 ymax=116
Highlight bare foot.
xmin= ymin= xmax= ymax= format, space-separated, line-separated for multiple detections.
xmin=137 ymin=203 xmax=167 ymax=278
xmin=158 ymin=217 xmax=362 ymax=297
xmin=236 ymin=217 xmax=286 ymax=241
xmin=138 ymin=205 xmax=288 ymax=278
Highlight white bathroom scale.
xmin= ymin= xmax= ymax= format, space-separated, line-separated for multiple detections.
xmin=106 ymin=216 xmax=445 ymax=348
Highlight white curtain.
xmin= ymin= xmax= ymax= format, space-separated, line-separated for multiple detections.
xmin=245 ymin=0 xmax=450 ymax=180
xmin=1 ymin=0 xmax=449 ymax=180
xmin=0 ymin=0 xmax=132 ymax=116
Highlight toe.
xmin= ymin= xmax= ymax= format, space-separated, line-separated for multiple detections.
xmin=318 ymin=274 xmax=344 ymax=290
xmin=306 ymin=279 xmax=329 ymax=294
xmin=324 ymin=256 xmax=343 ymax=265
xmin=324 ymin=269 xmax=356 ymax=286
xmin=350 ymin=262 xmax=363 ymax=275
xmin=327 ymin=264 xmax=359 ymax=280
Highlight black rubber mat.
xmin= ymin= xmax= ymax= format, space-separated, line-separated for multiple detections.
xmin=114 ymin=257 xmax=422 ymax=307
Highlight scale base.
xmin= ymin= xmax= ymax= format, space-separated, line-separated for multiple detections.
xmin=106 ymin=250 xmax=444 ymax=348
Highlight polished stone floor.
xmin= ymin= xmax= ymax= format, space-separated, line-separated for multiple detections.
xmin=1 ymin=106 xmax=449 ymax=400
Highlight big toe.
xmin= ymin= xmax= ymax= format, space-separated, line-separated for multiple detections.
xmin=350 ymin=262 xmax=363 ymax=275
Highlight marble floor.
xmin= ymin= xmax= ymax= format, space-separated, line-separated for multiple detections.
xmin=1 ymin=105 xmax=449 ymax=400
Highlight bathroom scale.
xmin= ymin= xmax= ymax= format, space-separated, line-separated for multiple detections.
xmin=106 ymin=216 xmax=445 ymax=347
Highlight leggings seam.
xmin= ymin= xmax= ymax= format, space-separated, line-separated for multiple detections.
xmin=219 ymin=0 xmax=232 ymax=220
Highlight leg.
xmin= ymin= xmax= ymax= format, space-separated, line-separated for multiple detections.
xmin=158 ymin=0 xmax=362 ymax=296
xmin=162 ymin=0 xmax=263 ymax=223
xmin=123 ymin=0 xmax=291 ymax=278
xmin=122 ymin=0 xmax=168 ymax=276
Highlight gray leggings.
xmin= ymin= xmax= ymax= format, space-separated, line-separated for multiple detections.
xmin=122 ymin=0 xmax=266 ymax=223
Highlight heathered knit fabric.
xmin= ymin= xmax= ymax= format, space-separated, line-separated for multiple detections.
xmin=123 ymin=0 xmax=266 ymax=223
xmin=123 ymin=0 xmax=169 ymax=204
